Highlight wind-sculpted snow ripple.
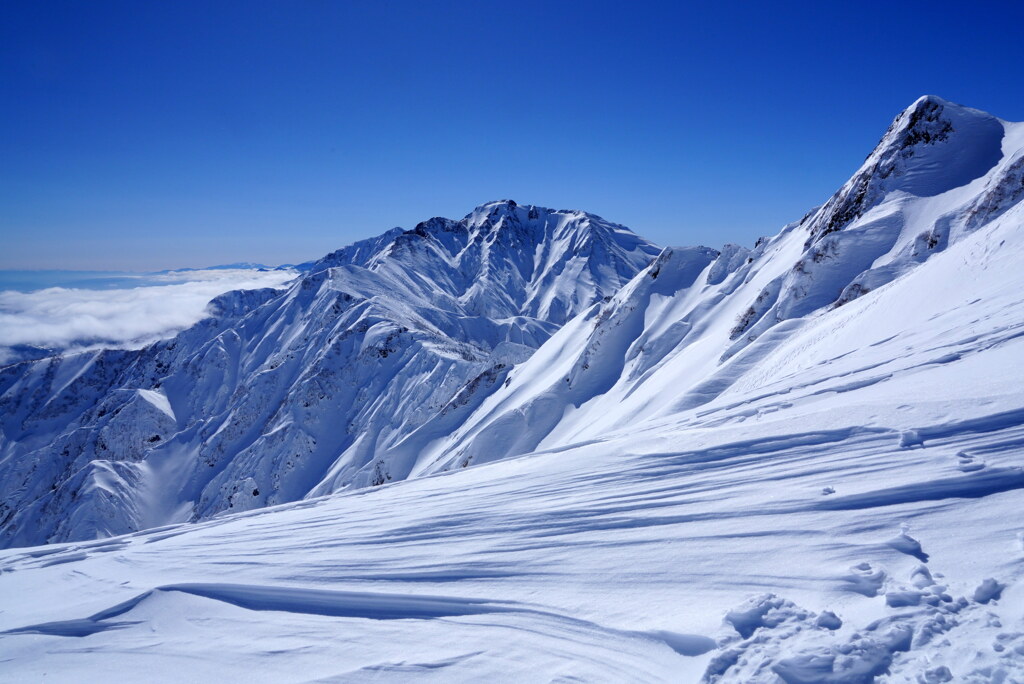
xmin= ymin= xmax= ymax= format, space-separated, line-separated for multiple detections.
xmin=2 ymin=583 xmax=524 ymax=636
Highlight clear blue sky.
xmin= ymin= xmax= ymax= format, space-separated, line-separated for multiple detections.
xmin=3 ymin=0 xmax=1023 ymax=270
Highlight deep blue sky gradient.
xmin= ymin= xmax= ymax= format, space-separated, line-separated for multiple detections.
xmin=3 ymin=0 xmax=1023 ymax=269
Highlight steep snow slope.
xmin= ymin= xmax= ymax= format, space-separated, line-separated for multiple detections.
xmin=0 ymin=203 xmax=659 ymax=547
xmin=411 ymin=96 xmax=1024 ymax=474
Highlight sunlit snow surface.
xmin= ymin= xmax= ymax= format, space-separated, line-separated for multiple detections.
xmin=2 ymin=97 xmax=1024 ymax=681
xmin=1 ymin=353 xmax=1021 ymax=681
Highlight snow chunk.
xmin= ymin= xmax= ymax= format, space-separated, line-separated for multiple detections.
xmin=972 ymin=578 xmax=1004 ymax=604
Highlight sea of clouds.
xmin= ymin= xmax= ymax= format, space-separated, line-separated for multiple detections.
xmin=0 ymin=268 xmax=297 ymax=364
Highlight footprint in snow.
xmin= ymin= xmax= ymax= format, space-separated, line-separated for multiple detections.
xmin=884 ymin=563 xmax=958 ymax=608
xmin=957 ymin=450 xmax=986 ymax=472
xmin=887 ymin=525 xmax=929 ymax=562
xmin=973 ymin=578 xmax=1004 ymax=604
xmin=839 ymin=561 xmax=887 ymax=597
xmin=899 ymin=429 xmax=923 ymax=448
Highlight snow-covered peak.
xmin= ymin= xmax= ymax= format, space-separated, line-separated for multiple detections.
xmin=308 ymin=200 xmax=661 ymax=324
xmin=463 ymin=198 xmax=525 ymax=227
xmin=0 ymin=199 xmax=663 ymax=547
xmin=806 ymin=95 xmax=1005 ymax=242
xmin=881 ymin=95 xmax=1003 ymax=171
xmin=461 ymin=199 xmax=587 ymax=230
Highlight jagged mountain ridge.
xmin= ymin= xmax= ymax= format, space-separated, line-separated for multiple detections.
xmin=2 ymin=96 xmax=1023 ymax=552
xmin=405 ymin=95 xmax=1024 ymax=473
xmin=316 ymin=200 xmax=659 ymax=323
xmin=0 ymin=202 xmax=660 ymax=547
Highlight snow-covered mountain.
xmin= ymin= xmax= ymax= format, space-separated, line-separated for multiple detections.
xmin=1 ymin=96 xmax=1023 ymax=682
xmin=0 ymin=202 xmax=659 ymax=547
xmin=402 ymin=95 xmax=1024 ymax=474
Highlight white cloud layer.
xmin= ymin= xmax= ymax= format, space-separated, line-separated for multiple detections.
xmin=0 ymin=269 xmax=296 ymax=361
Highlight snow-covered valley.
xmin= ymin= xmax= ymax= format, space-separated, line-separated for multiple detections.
xmin=1 ymin=95 xmax=1023 ymax=682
